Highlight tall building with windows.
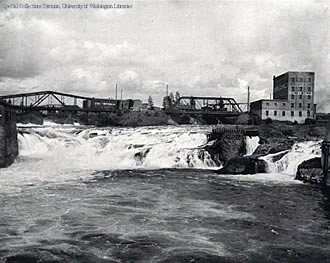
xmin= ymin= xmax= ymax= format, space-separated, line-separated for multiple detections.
xmin=250 ymin=71 xmax=316 ymax=123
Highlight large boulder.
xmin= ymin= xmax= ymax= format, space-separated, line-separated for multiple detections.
xmin=204 ymin=133 xmax=246 ymax=165
xmin=254 ymin=138 xmax=294 ymax=156
xmin=295 ymin=157 xmax=323 ymax=184
xmin=217 ymin=156 xmax=267 ymax=175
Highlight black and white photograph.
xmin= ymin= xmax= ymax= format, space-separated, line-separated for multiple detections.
xmin=0 ymin=0 xmax=330 ymax=262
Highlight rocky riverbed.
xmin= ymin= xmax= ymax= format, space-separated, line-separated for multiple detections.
xmin=204 ymin=122 xmax=327 ymax=184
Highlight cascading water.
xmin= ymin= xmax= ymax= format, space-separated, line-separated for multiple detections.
xmin=245 ymin=136 xmax=260 ymax=156
xmin=17 ymin=125 xmax=218 ymax=171
xmin=261 ymin=140 xmax=322 ymax=174
xmin=2 ymin=123 xmax=330 ymax=263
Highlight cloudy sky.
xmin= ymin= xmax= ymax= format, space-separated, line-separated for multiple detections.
xmin=0 ymin=0 xmax=329 ymax=110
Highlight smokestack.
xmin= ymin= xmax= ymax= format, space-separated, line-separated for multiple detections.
xmin=247 ymin=86 xmax=250 ymax=112
xmin=115 ymin=83 xmax=118 ymax=100
xmin=166 ymin=84 xmax=169 ymax=96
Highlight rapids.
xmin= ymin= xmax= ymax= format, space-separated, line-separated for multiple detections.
xmin=0 ymin=123 xmax=329 ymax=263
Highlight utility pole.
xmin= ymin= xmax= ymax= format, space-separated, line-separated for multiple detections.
xmin=247 ymin=86 xmax=250 ymax=112
xmin=121 ymin=89 xmax=123 ymax=100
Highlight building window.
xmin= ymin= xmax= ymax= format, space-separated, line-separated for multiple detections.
xmin=308 ymin=77 xmax=312 ymax=82
xmin=308 ymin=95 xmax=311 ymax=100
xmin=266 ymin=102 xmax=270 ymax=106
xmin=274 ymin=111 xmax=277 ymax=116
xmin=299 ymin=111 xmax=302 ymax=117
xmin=308 ymin=87 xmax=311 ymax=91
xmin=307 ymin=103 xmax=311 ymax=108
xmin=299 ymin=103 xmax=302 ymax=108
xmin=291 ymin=87 xmax=295 ymax=91
xmin=291 ymin=103 xmax=294 ymax=108
xmin=291 ymin=95 xmax=294 ymax=99
xmin=274 ymin=102 xmax=278 ymax=106
xmin=292 ymin=77 xmax=295 ymax=82
xmin=291 ymin=111 xmax=294 ymax=117
xmin=266 ymin=110 xmax=269 ymax=116
xmin=307 ymin=111 xmax=311 ymax=117
xmin=283 ymin=103 xmax=286 ymax=106
xmin=300 ymin=87 xmax=303 ymax=91
xmin=299 ymin=95 xmax=302 ymax=99
xmin=282 ymin=111 xmax=285 ymax=116
xmin=299 ymin=77 xmax=303 ymax=82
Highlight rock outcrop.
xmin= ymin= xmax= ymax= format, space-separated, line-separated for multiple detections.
xmin=217 ymin=156 xmax=267 ymax=175
xmin=253 ymin=138 xmax=294 ymax=156
xmin=295 ymin=157 xmax=323 ymax=184
xmin=204 ymin=133 xmax=246 ymax=165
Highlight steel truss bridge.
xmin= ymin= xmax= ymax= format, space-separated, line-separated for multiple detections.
xmin=0 ymin=90 xmax=116 ymax=114
xmin=0 ymin=92 xmax=245 ymax=124
xmin=166 ymin=96 xmax=243 ymax=114
xmin=165 ymin=96 xmax=244 ymax=124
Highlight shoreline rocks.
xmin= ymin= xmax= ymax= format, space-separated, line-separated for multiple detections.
xmin=205 ymin=122 xmax=326 ymax=181
xmin=295 ymin=157 xmax=323 ymax=184
xmin=204 ymin=133 xmax=246 ymax=165
xmin=217 ymin=156 xmax=267 ymax=175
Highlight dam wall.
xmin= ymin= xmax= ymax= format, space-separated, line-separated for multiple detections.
xmin=0 ymin=102 xmax=18 ymax=168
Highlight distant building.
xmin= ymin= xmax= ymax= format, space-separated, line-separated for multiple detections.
xmin=83 ymin=98 xmax=118 ymax=111
xmin=141 ymin=103 xmax=149 ymax=111
xmin=120 ymin=99 xmax=142 ymax=111
xmin=316 ymin=113 xmax=330 ymax=125
xmin=83 ymin=98 xmax=142 ymax=112
xmin=251 ymin=71 xmax=316 ymax=123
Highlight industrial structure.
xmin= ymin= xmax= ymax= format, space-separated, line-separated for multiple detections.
xmin=250 ymin=71 xmax=316 ymax=123
xmin=164 ymin=96 xmax=243 ymax=124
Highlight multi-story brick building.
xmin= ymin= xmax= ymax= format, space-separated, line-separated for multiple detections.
xmin=251 ymin=71 xmax=317 ymax=123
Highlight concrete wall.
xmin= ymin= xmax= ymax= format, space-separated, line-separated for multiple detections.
xmin=0 ymin=104 xmax=18 ymax=168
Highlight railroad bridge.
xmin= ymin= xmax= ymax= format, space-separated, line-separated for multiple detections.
xmin=0 ymin=90 xmax=124 ymax=125
xmin=165 ymin=96 xmax=245 ymax=124
xmin=0 ymin=91 xmax=247 ymax=125
xmin=0 ymin=91 xmax=119 ymax=113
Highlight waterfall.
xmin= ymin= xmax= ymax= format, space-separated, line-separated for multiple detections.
xmin=261 ymin=141 xmax=322 ymax=174
xmin=245 ymin=136 xmax=260 ymax=156
xmin=17 ymin=125 xmax=219 ymax=170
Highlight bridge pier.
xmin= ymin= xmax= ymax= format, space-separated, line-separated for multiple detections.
xmin=322 ymin=122 xmax=330 ymax=187
xmin=0 ymin=102 xmax=18 ymax=168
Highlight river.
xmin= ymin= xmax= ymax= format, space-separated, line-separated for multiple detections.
xmin=0 ymin=123 xmax=329 ymax=262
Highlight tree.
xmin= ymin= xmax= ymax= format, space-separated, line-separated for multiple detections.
xmin=148 ymin=96 xmax=154 ymax=110
xmin=175 ymin=91 xmax=180 ymax=102
xmin=163 ymin=96 xmax=172 ymax=110
xmin=169 ymin=92 xmax=175 ymax=104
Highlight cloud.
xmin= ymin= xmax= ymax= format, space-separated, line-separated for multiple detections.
xmin=0 ymin=0 xmax=329 ymax=108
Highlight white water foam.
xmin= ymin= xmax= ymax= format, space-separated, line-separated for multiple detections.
xmin=219 ymin=140 xmax=321 ymax=184
xmin=245 ymin=136 xmax=260 ymax=156
xmin=1 ymin=124 xmax=322 ymax=188
xmin=261 ymin=140 xmax=321 ymax=175
xmin=17 ymin=126 xmax=217 ymax=170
